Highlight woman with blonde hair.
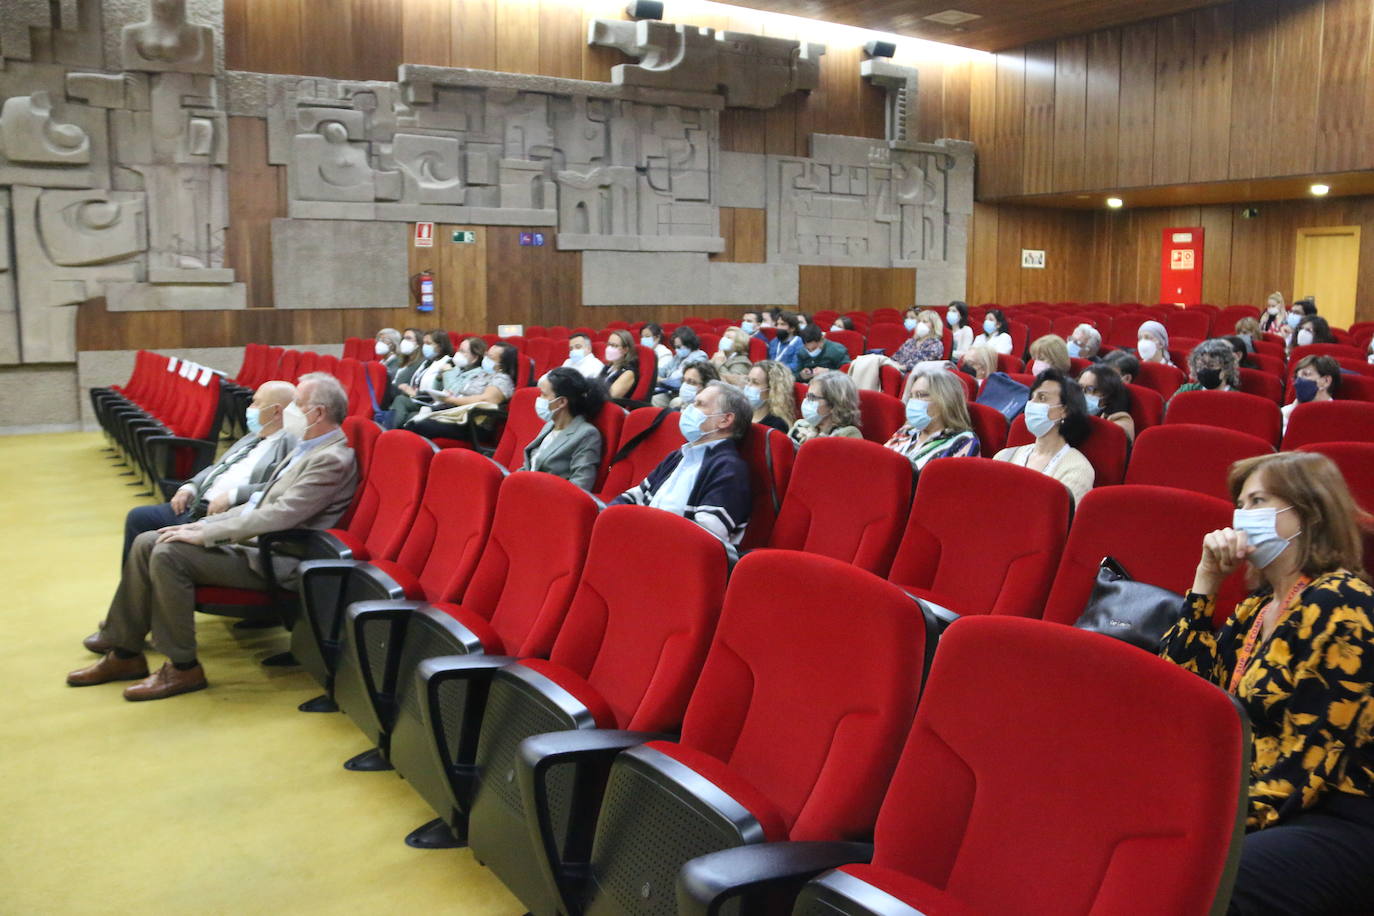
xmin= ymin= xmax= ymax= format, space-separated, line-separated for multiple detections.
xmin=1028 ymin=334 xmax=1071 ymax=375
xmin=956 ymin=345 xmax=999 ymax=389
xmin=598 ymin=328 xmax=640 ymax=400
xmin=1160 ymin=451 xmax=1374 ymax=914
xmin=711 ymin=326 xmax=754 ymax=386
xmin=885 ymin=367 xmax=980 ymax=471
xmin=790 ymin=370 xmax=862 ymax=444
xmin=744 ymin=359 xmax=796 ymax=434
xmin=1259 ymin=291 xmax=1286 ymax=334
xmin=892 ymin=308 xmax=946 ymax=370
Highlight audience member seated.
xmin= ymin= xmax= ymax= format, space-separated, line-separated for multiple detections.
xmin=768 ymin=310 xmax=804 ymax=373
xmin=1067 ymin=322 xmax=1102 ymax=359
xmin=1222 ymin=335 xmax=1258 ymax=368
xmin=669 ymin=359 xmax=720 ymax=409
xmin=70 ymin=373 xmax=359 ymax=701
xmin=121 ymin=381 xmax=298 ymax=563
xmin=1295 ymin=315 xmax=1336 ymax=349
xmin=373 ymin=327 xmax=402 ymax=374
xmin=829 ymin=316 xmax=855 ymax=332
xmin=1171 ymin=338 xmax=1240 ymax=401
xmin=520 ymin=367 xmax=606 ymax=491
xmin=1136 ymin=319 xmax=1175 ymax=366
xmin=598 ymin=329 xmax=640 ymax=400
xmin=1077 ymin=363 xmax=1136 ymax=442
xmin=1281 ymin=297 xmax=1318 ymax=346
xmin=790 ymin=371 xmax=863 ymax=444
xmin=1029 ymin=334 xmax=1071 ymax=375
xmin=406 ymin=340 xmax=517 ymax=439
xmin=386 ymin=327 xmax=424 ymax=398
xmin=739 ymin=310 xmax=766 ymax=342
xmin=1282 ymin=355 xmax=1341 ymax=433
xmin=387 ymin=328 xmax=455 ymax=427
xmin=650 ymin=326 xmax=710 ymax=406
xmin=744 ymin=360 xmax=796 ymax=434
xmin=1100 ymin=349 xmax=1140 ymax=384
xmin=994 ymin=368 xmax=1094 ymax=505
xmin=640 ymin=323 xmax=673 ymax=376
xmin=1234 ymin=317 xmax=1261 ymax=350
xmin=795 ymin=324 xmax=849 ymax=381
xmin=1160 ymin=451 xmax=1374 ymax=916
xmin=561 ymin=332 xmax=604 ymax=379
xmin=957 ymin=344 xmax=999 ymax=390
xmin=884 ymin=366 xmax=980 ymax=471
xmin=1258 ymin=291 xmax=1286 ymax=334
xmin=609 ymin=380 xmax=752 ymax=545
xmin=947 ymin=300 xmax=975 ymax=358
xmin=974 ymin=307 xmax=1014 ymax=355
xmin=710 ymin=326 xmax=754 ymax=385
xmin=892 ymin=308 xmax=945 ymax=370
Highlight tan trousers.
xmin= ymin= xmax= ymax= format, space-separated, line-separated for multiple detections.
xmin=100 ymin=530 xmax=267 ymax=664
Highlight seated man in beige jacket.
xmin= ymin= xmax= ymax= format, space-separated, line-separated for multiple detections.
xmin=69 ymin=372 xmax=359 ymax=701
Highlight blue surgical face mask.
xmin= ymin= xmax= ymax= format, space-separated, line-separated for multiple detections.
xmin=535 ymin=395 xmax=557 ymax=422
xmin=678 ymin=383 xmax=699 ymax=405
xmin=1286 ymin=313 xmax=1302 ymax=329
xmin=421 ymin=343 xmax=436 ymax=360
xmin=983 ymin=318 xmax=998 ymax=336
xmin=946 ymin=311 xmax=959 ymax=328
xmin=641 ymin=336 xmax=655 ymax=348
xmin=904 ymin=317 xmax=918 ymax=331
xmin=801 ymin=397 xmax=821 ymax=424
xmin=1024 ymin=401 xmax=1058 ymax=438
xmin=482 ymin=356 xmax=496 ymax=373
xmin=676 ymin=345 xmax=692 ymax=359
xmin=245 ymin=406 xmax=263 ymax=435
xmin=1293 ymin=376 xmax=1319 ymax=403
xmin=740 ymin=321 xmax=756 ymax=335
xmin=678 ymin=404 xmax=717 ymax=444
xmin=568 ymin=348 xmax=586 ymax=363
xmin=1067 ymin=340 xmax=1081 ymax=358
xmin=904 ymin=397 xmax=932 ymax=431
xmin=744 ymin=384 xmax=764 ymax=406
xmin=1083 ymin=393 xmax=1101 ymax=414
xmin=1233 ymin=506 xmax=1301 ymax=568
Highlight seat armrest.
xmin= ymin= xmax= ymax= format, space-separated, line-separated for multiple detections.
xmin=411 ymin=605 xmax=488 ymax=656
xmin=144 ymin=435 xmax=218 ymax=488
xmin=677 ymin=841 xmax=875 ymax=916
xmin=516 ymin=729 xmax=670 ymax=913
xmin=418 ymin=654 xmax=516 ymax=782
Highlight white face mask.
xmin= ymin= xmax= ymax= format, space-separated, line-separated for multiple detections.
xmin=678 ymin=383 xmax=700 ymax=405
xmin=375 ymin=340 xmax=391 ymax=356
xmin=914 ymin=322 xmax=931 ymax=338
xmin=283 ymin=401 xmax=309 ymax=439
xmin=1030 ymin=359 xmax=1050 ymax=376
xmin=831 ymin=323 xmax=844 ymax=332
xmin=399 ymin=338 xmax=417 ymax=356
xmin=744 ymin=384 xmax=764 ymax=406
xmin=1137 ymin=338 xmax=1159 ymax=360
xmin=797 ymin=318 xmax=807 ymax=330
xmin=1296 ymin=328 xmax=1314 ymax=347
xmin=1232 ymin=506 xmax=1300 ymax=568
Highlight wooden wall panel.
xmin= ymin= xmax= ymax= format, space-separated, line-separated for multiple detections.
xmin=1051 ymin=36 xmax=1087 ymax=192
xmin=1082 ymin=30 xmax=1121 ymax=190
xmin=1116 ymin=21 xmax=1156 ymax=188
xmin=495 ymin=0 xmax=542 ymax=77
xmin=941 ymin=61 xmax=973 ymax=141
xmin=968 ymin=54 xmax=998 ymax=199
xmin=1151 ymin=14 xmax=1193 ymax=186
xmin=989 ymin=51 xmax=1026 ymax=199
xmin=1021 ymin=43 xmax=1057 ymax=196
xmin=1189 ymin=5 xmax=1232 ymax=182
xmin=452 ymin=0 xmax=498 ymax=70
xmin=1228 ymin=0 xmax=1277 ymax=181
xmin=223 ymin=117 xmax=282 ymax=312
xmin=1314 ymin=0 xmax=1374 ymax=173
xmin=539 ymin=0 xmax=588 ymax=80
xmin=299 ymin=0 xmax=356 ymax=79
xmin=1266 ymin=0 xmax=1323 ymax=178
xmin=401 ymin=0 xmax=453 ymax=68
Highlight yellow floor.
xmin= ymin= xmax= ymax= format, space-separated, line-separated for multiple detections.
xmin=0 ymin=432 xmax=523 ymax=915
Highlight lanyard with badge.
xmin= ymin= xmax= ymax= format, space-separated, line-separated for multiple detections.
xmin=1228 ymin=575 xmax=1310 ymax=695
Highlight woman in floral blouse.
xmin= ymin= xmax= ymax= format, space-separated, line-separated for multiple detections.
xmin=891 ymin=309 xmax=946 ymax=371
xmin=1159 ymin=451 xmax=1374 ymax=915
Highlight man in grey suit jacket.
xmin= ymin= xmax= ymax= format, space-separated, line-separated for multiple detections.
xmin=119 ymin=380 xmax=298 ymax=563
xmin=70 ymin=373 xmax=359 ymax=701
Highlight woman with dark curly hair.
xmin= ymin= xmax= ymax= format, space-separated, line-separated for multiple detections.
xmin=992 ymin=368 xmax=1093 ymax=505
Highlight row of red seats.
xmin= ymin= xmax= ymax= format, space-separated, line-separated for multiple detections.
xmin=226 ymin=343 xmax=389 ymax=430
xmin=254 ymin=429 xmax=1250 ymax=913
xmin=90 ymin=351 xmax=225 ymax=498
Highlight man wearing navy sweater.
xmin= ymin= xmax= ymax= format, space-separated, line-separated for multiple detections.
xmin=611 ymin=381 xmax=752 ymax=546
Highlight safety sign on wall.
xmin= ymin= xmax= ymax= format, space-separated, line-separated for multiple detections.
xmin=414 ymin=222 xmax=435 ymax=248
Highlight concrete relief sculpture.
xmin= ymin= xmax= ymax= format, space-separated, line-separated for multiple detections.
xmin=119 ymin=0 xmax=214 ymax=74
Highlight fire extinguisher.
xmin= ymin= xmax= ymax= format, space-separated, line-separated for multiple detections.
xmin=410 ymin=270 xmax=435 ymax=313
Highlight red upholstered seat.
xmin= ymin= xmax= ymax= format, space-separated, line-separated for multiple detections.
xmin=769 ymin=437 xmax=913 ymax=576
xmin=788 ymin=616 xmax=1249 ymax=916
xmin=338 ymin=416 xmax=383 ymax=526
xmin=1166 ymin=389 xmax=1282 ymax=446
xmin=595 ymin=406 xmax=685 ymax=502
xmin=865 ymin=323 xmax=909 ymax=357
xmin=489 ymin=388 xmax=544 ymax=472
xmin=858 ymin=389 xmax=906 ymax=443
xmin=1238 ymin=366 xmax=1284 ymax=403
xmin=888 ymin=458 xmax=1071 ymax=617
xmin=589 ymin=403 xmax=626 ymax=491
xmin=1125 ymin=382 xmax=1164 ymax=432
xmin=965 ymin=401 xmax=1007 ymax=452
xmin=1165 ymin=308 xmax=1211 ymax=339
xmin=1134 ymin=361 xmax=1187 ymax=400
xmin=828 ymin=329 xmax=864 ymax=359
xmin=1041 ymin=485 xmax=1248 ymax=626
xmin=738 ymin=424 xmax=795 ymax=551
xmin=641 ymin=740 xmax=790 ymax=842
xmin=1282 ymin=400 xmax=1374 ymax=449
xmin=1124 ymin=424 xmax=1273 ymax=500
xmin=329 ymin=429 xmax=436 ymax=562
xmin=1296 ymin=442 xmax=1374 ymax=572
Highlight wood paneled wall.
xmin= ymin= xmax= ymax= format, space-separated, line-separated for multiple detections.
xmin=970 ymin=0 xmax=1374 ymax=200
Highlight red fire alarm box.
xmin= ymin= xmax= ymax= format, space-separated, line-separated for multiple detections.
xmin=1161 ymin=227 xmax=1204 ymax=305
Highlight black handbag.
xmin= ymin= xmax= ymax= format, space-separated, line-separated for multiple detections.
xmin=1073 ymin=557 xmax=1187 ymax=652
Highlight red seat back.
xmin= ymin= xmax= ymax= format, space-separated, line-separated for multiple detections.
xmin=1335 ymin=373 xmax=1374 ymax=403
xmin=865 ymin=323 xmax=909 ymax=357
xmin=866 ymin=615 xmax=1248 ymax=915
xmin=339 ymin=417 xmax=383 ymax=527
xmin=678 ymin=550 xmax=930 ymax=841
xmin=490 ymin=388 xmax=545 ymax=472
xmin=590 ymin=403 xmax=627 ymax=492
xmin=738 ymin=424 xmax=795 ymax=551
xmin=1124 ymin=382 xmax=1164 ymax=433
xmin=546 ymin=506 xmax=730 ymax=730
xmin=596 ymin=407 xmax=686 ymax=502
xmin=858 ymin=390 xmax=906 ymax=443
xmin=1134 ymin=361 xmax=1187 ymax=400
xmin=1124 ymin=424 xmax=1273 ymax=500
xmin=1291 ymin=342 xmax=1364 ymax=363
xmin=1237 ymin=367 xmax=1283 ymax=403
xmin=828 ymin=329 xmax=864 ymax=359
xmin=1164 ymin=309 xmax=1211 ymax=339
xmin=631 ymin=345 xmax=657 ymax=401
xmin=451 ymin=472 xmax=600 ymax=657
xmin=965 ymin=401 xmax=1007 ymax=453
xmin=1281 ymin=400 xmax=1374 ymax=449
xmin=1042 ymin=485 xmax=1247 ymax=626
xmin=1296 ymin=442 xmax=1374 ymax=571
xmin=769 ymin=437 xmax=912 ymax=576
xmin=398 ymin=449 xmax=504 ymax=602
xmin=889 ymin=458 xmax=1070 ymax=617
xmin=1166 ymin=389 xmax=1282 ymax=446
xmin=343 ymin=430 xmax=437 ymax=560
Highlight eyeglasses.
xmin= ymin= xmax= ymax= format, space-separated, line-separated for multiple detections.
xmin=803 ymin=394 xmax=828 ymax=403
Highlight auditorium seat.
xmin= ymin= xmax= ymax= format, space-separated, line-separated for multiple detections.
xmin=1124 ymin=424 xmax=1274 ymax=500
xmin=858 ymin=390 xmax=907 ymax=443
xmin=888 ymin=458 xmax=1070 ymax=618
xmin=1006 ymin=413 xmax=1130 ymax=487
xmin=332 ymin=449 xmax=506 ymax=759
xmin=1165 ymin=309 xmax=1211 ymax=340
xmin=1166 ymin=390 xmax=1282 ymax=446
xmin=1133 ymin=361 xmax=1187 ymax=400
xmin=995 ymin=353 xmax=1024 ymax=374
xmin=738 ymin=424 xmax=796 ymax=551
xmin=865 ymin=323 xmax=908 ymax=357
xmin=1296 ymin=442 xmax=1374 ymax=572
xmin=1125 ymin=382 xmax=1164 ymax=432
xmin=596 ymin=407 xmax=686 ymax=502
xmin=1281 ymin=400 xmax=1374 ymax=449
xmin=965 ymin=401 xmax=1008 ymax=453
xmin=769 ymin=437 xmax=913 ymax=576
xmin=871 ymin=307 xmax=903 ymax=323
xmin=516 ymin=550 xmax=934 ymax=916
xmin=1041 ymin=485 xmax=1247 ymax=627
xmin=446 ymin=505 xmax=731 ymax=891
xmin=828 ymin=329 xmax=865 ymax=359
xmin=878 ymin=362 xmax=906 ymax=399
xmin=1336 ymin=373 xmax=1374 ymax=403
xmin=690 ymin=616 xmax=1249 ymax=916
xmin=1237 ymin=367 xmax=1284 ymax=403
xmin=1290 ymin=342 xmax=1364 ymax=363
xmin=488 ymin=388 xmax=544 ymax=472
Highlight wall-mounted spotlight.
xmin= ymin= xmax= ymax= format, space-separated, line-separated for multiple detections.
xmin=1106 ymin=197 xmax=1124 ymax=209
xmin=625 ymin=0 xmax=664 ymax=20
xmin=863 ymin=40 xmax=898 ymax=59
xmin=1310 ymin=183 xmax=1330 ymax=196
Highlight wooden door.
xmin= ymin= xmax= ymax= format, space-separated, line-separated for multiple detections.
xmin=1294 ymin=226 xmax=1361 ymax=329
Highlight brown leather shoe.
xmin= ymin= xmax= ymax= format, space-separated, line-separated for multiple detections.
xmin=67 ymin=651 xmax=149 ymax=686
xmin=123 ymin=662 xmax=207 ymax=701
xmin=83 ymin=630 xmax=114 ymax=655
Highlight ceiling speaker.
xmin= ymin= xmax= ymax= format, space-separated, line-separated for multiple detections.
xmin=625 ymin=0 xmax=665 ymax=20
xmin=864 ymin=40 xmax=897 ymax=59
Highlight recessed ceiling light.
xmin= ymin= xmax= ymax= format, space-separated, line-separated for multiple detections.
xmin=1106 ymin=197 xmax=1124 ymax=209
xmin=1310 ymin=183 xmax=1330 ymax=196
xmin=922 ymin=9 xmax=983 ymax=26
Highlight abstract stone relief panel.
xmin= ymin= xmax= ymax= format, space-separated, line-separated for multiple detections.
xmin=0 ymin=190 xmax=19 ymax=364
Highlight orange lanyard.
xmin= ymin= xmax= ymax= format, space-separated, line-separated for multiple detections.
xmin=1228 ymin=576 xmax=1310 ymax=695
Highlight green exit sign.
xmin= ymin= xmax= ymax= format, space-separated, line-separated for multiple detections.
xmin=451 ymin=230 xmax=477 ymax=244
